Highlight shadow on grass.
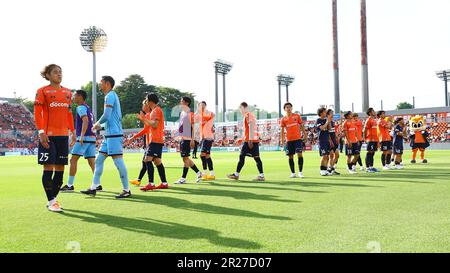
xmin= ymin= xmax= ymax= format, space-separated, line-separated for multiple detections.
xmin=198 ymin=181 xmax=328 ymax=194
xmin=224 ymin=179 xmax=381 ymax=188
xmin=166 ymin=186 xmax=303 ymax=202
xmin=91 ymin=193 xmax=292 ymax=221
xmin=60 ymin=209 xmax=261 ymax=250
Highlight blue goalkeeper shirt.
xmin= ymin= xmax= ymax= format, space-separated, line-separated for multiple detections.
xmin=98 ymin=90 xmax=123 ymax=137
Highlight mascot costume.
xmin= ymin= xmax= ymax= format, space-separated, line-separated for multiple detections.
xmin=409 ymin=115 xmax=430 ymax=163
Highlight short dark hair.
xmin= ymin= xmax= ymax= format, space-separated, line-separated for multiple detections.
xmin=40 ymin=64 xmax=61 ymax=80
xmin=240 ymin=102 xmax=248 ymax=108
xmin=395 ymin=117 xmax=403 ymax=124
xmin=283 ymin=102 xmax=293 ymax=109
xmin=317 ymin=107 xmax=326 ymax=116
xmin=352 ymin=112 xmax=359 ymax=118
xmin=146 ymin=93 xmax=159 ymax=104
xmin=101 ymin=76 xmax=115 ymax=88
xmin=377 ymin=110 xmax=385 ymax=118
xmin=182 ymin=96 xmax=192 ymax=107
xmin=75 ymin=90 xmax=87 ymax=101
xmin=200 ymin=101 xmax=207 ymax=106
xmin=326 ymin=109 xmax=334 ymax=115
xmin=344 ymin=111 xmax=352 ymax=118
xmin=366 ymin=107 xmax=374 ymax=116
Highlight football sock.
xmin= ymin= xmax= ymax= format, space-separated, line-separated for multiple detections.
xmin=412 ymin=149 xmax=418 ymax=160
xmin=298 ymin=157 xmax=304 ymax=172
xmin=92 ymin=153 xmax=106 ymax=188
xmin=357 ymin=156 xmax=363 ymax=166
xmin=145 ymin=161 xmax=154 ymax=183
xmin=68 ymin=175 xmax=75 ymax=187
xmin=288 ymin=158 xmax=295 ymax=173
xmin=365 ymin=153 xmax=370 ymax=168
xmin=52 ymin=171 xmax=64 ymax=198
xmin=386 ymin=154 xmax=392 ymax=164
xmin=419 ymin=149 xmax=425 ymax=160
xmin=113 ymin=157 xmax=129 ymax=191
xmin=320 ymin=166 xmax=327 ymax=171
xmin=138 ymin=161 xmax=147 ymax=181
xmin=201 ymin=156 xmax=207 ymax=171
xmin=347 ymin=163 xmax=353 ymax=170
xmin=254 ymin=157 xmax=264 ymax=174
xmin=381 ymin=154 xmax=386 ymax=166
xmin=156 ymin=163 xmax=167 ymax=183
xmin=191 ymin=164 xmax=200 ymax=174
xmin=182 ymin=167 xmax=189 ymax=178
xmin=207 ymin=157 xmax=214 ymax=171
xmin=236 ymin=155 xmax=245 ymax=173
xmin=42 ymin=170 xmax=54 ymax=201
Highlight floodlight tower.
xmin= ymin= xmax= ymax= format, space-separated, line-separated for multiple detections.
xmin=436 ymin=70 xmax=450 ymax=107
xmin=80 ymin=26 xmax=108 ymax=121
xmin=214 ymin=59 xmax=233 ymax=122
xmin=277 ymin=74 xmax=295 ymax=117
xmin=361 ymin=0 xmax=370 ymax=112
xmin=332 ymin=0 xmax=341 ymax=113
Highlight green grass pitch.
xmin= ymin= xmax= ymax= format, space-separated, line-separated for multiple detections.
xmin=1 ymin=150 xmax=449 ymax=253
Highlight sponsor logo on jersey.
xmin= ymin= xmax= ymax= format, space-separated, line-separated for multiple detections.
xmin=49 ymin=102 xmax=70 ymax=108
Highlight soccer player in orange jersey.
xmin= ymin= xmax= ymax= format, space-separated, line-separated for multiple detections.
xmin=228 ymin=102 xmax=265 ymax=181
xmin=34 ymin=64 xmax=76 ymax=212
xmin=343 ymin=111 xmax=360 ymax=174
xmin=280 ymin=102 xmax=307 ymax=178
xmin=136 ymin=93 xmax=169 ymax=191
xmin=377 ymin=110 xmax=393 ymax=170
xmin=194 ymin=101 xmax=216 ymax=181
xmin=352 ymin=113 xmax=365 ymax=171
xmin=126 ymin=100 xmax=152 ymax=186
xmin=363 ymin=108 xmax=380 ymax=173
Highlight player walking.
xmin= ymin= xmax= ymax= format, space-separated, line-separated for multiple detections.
xmin=34 ymin=64 xmax=76 ymax=212
xmin=352 ymin=113 xmax=365 ymax=171
xmin=228 ymin=102 xmax=265 ymax=181
xmin=316 ymin=107 xmax=333 ymax=176
xmin=174 ymin=97 xmax=202 ymax=184
xmin=343 ymin=111 xmax=361 ymax=174
xmin=377 ymin=111 xmax=393 ymax=170
xmin=135 ymin=93 xmax=168 ymax=191
xmin=80 ymin=76 xmax=130 ymax=198
xmin=363 ymin=108 xmax=379 ymax=173
xmin=194 ymin=101 xmax=216 ymax=181
xmin=280 ymin=102 xmax=307 ymax=178
xmin=327 ymin=109 xmax=340 ymax=175
xmin=392 ymin=117 xmax=407 ymax=169
xmin=126 ymin=100 xmax=152 ymax=186
xmin=60 ymin=90 xmax=96 ymax=192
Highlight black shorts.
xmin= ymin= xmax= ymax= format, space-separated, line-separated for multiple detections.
xmin=366 ymin=141 xmax=378 ymax=152
xmin=200 ymin=139 xmax=213 ymax=154
xmin=393 ymin=143 xmax=403 ymax=155
xmin=411 ymin=142 xmax=430 ymax=149
xmin=380 ymin=141 xmax=393 ymax=152
xmin=241 ymin=142 xmax=260 ymax=157
xmin=38 ymin=136 xmax=69 ymax=165
xmin=285 ymin=139 xmax=303 ymax=156
xmin=146 ymin=142 xmax=163 ymax=158
xmin=319 ymin=142 xmax=331 ymax=156
xmin=180 ymin=140 xmax=191 ymax=157
xmin=330 ymin=134 xmax=338 ymax=151
xmin=345 ymin=143 xmax=361 ymax=156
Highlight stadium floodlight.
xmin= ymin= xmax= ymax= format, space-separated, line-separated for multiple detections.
xmin=436 ymin=70 xmax=450 ymax=107
xmin=332 ymin=0 xmax=341 ymax=114
xmin=80 ymin=26 xmax=108 ymax=121
xmin=361 ymin=0 xmax=370 ymax=112
xmin=277 ymin=74 xmax=295 ymax=117
xmin=214 ymin=59 xmax=233 ymax=122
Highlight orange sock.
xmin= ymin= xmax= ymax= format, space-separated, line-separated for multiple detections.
xmin=419 ymin=149 xmax=425 ymax=160
xmin=412 ymin=149 xmax=418 ymax=160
